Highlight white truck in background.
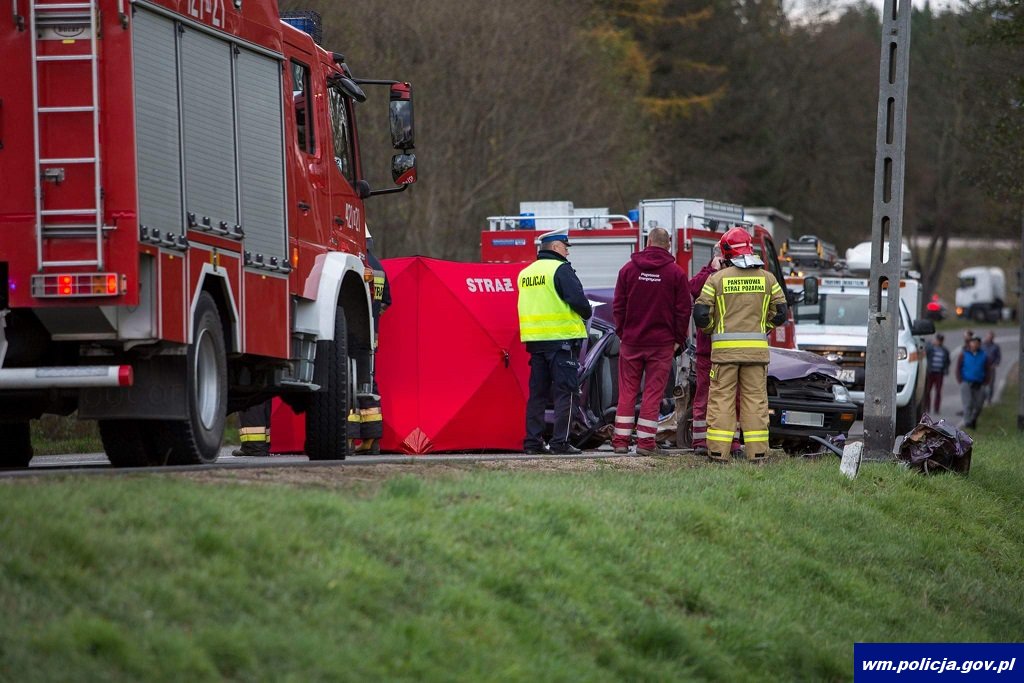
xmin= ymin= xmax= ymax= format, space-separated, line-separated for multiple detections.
xmin=955 ymin=267 xmax=1007 ymax=323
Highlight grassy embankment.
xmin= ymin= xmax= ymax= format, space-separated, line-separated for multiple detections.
xmin=2 ymin=422 xmax=1022 ymax=679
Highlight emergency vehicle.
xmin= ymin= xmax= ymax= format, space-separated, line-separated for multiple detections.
xmin=779 ymin=235 xmax=839 ymax=273
xmin=786 ymin=272 xmax=933 ymax=434
xmin=0 ymin=1 xmax=417 ymax=466
xmin=482 ymin=198 xmax=798 ymax=349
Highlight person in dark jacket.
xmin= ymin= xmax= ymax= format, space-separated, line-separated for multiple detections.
xmin=956 ymin=336 xmax=991 ymax=429
xmin=517 ymin=229 xmax=593 ymax=455
xmin=610 ymin=228 xmax=692 ymax=456
xmin=688 ymin=247 xmax=742 ymax=458
xmin=351 ymin=231 xmax=392 ymax=455
xmin=924 ymin=333 xmax=951 ymax=414
xmin=982 ymin=330 xmax=1001 ymax=404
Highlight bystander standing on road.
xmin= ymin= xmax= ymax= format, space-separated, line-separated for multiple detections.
xmin=962 ymin=329 xmax=974 ymax=350
xmin=981 ymin=330 xmax=1002 ymax=404
xmin=957 ymin=336 xmax=991 ymax=430
xmin=958 ymin=330 xmax=975 ymax=417
xmin=610 ymin=228 xmax=691 ymax=456
xmin=924 ymin=333 xmax=951 ymax=414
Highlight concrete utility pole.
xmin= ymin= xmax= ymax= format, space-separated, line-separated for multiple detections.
xmin=1018 ymin=208 xmax=1023 ymax=431
xmin=864 ymin=0 xmax=912 ymax=460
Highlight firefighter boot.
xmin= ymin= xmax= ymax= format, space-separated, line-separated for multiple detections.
xmin=355 ymin=438 xmax=381 ymax=455
xmin=232 ymin=441 xmax=269 ymax=457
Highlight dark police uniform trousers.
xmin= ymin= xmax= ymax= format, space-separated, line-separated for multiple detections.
xmin=524 ymin=341 xmax=581 ymax=451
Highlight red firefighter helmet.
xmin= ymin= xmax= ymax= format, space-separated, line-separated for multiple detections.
xmin=719 ymin=227 xmax=763 ymax=268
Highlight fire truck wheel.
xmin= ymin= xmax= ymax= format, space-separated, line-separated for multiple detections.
xmin=99 ymin=420 xmax=164 ymax=467
xmin=0 ymin=422 xmax=34 ymax=468
xmin=305 ymin=308 xmax=349 ymax=460
xmin=157 ymin=292 xmax=228 ymax=464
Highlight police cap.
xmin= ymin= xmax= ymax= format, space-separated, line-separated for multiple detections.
xmin=539 ymin=229 xmax=570 ymax=247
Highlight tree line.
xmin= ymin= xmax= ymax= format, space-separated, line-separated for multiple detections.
xmin=285 ymin=0 xmax=1024 ymax=297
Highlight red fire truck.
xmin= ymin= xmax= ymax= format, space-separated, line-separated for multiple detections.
xmin=481 ymin=198 xmax=797 ymax=348
xmin=0 ymin=1 xmax=416 ymax=466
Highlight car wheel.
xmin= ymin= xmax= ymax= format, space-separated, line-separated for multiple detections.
xmin=678 ymin=405 xmax=693 ymax=449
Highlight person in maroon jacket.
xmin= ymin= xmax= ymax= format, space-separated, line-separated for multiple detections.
xmin=611 ymin=228 xmax=692 ymax=455
xmin=688 ymin=248 xmax=742 ymax=458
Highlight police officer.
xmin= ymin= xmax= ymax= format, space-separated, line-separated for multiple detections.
xmin=518 ymin=228 xmax=592 ymax=455
xmin=693 ymin=227 xmax=788 ymax=463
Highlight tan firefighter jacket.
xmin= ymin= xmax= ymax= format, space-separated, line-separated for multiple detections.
xmin=695 ymin=265 xmax=787 ymax=363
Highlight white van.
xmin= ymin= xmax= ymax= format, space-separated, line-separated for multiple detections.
xmin=788 ymin=276 xmax=933 ymax=433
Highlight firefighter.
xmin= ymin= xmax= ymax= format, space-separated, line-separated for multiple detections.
xmin=233 ymin=400 xmax=271 ymax=457
xmin=688 ymin=245 xmax=742 ymax=459
xmin=351 ymin=227 xmax=391 ymax=455
xmin=518 ymin=228 xmax=592 ymax=455
xmin=693 ymin=227 xmax=788 ymax=463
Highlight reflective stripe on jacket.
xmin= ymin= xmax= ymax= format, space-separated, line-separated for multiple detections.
xmin=695 ymin=265 xmax=786 ymax=363
xmin=517 ymin=259 xmax=587 ymax=342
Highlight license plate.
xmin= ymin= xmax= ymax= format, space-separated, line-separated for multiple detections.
xmin=838 ymin=369 xmax=855 ymax=383
xmin=781 ymin=410 xmax=824 ymax=427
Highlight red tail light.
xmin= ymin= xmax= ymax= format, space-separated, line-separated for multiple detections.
xmin=31 ymin=273 xmax=126 ymax=298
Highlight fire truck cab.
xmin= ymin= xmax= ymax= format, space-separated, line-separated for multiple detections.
xmin=0 ymin=1 xmax=417 ymax=466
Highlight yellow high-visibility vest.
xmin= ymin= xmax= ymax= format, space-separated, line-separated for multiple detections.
xmin=517 ymin=259 xmax=586 ymax=342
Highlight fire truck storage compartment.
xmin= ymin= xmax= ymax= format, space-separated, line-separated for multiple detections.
xmin=132 ymin=7 xmax=286 ymax=262
xmin=571 ymin=240 xmax=638 ymax=290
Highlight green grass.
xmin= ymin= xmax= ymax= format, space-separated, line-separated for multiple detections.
xmin=1 ymin=443 xmax=1022 ymax=681
xmin=31 ymin=414 xmax=102 ymax=455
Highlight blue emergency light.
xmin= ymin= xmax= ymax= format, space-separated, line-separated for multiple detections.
xmin=280 ymin=10 xmax=322 ymax=45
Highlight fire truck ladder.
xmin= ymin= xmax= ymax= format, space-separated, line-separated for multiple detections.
xmin=29 ymin=0 xmax=104 ymax=270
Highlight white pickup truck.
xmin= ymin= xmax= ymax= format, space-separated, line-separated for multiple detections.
xmin=787 ymin=276 xmax=934 ymax=433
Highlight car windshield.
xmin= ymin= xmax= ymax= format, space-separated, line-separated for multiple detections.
xmin=796 ymin=293 xmax=904 ymax=329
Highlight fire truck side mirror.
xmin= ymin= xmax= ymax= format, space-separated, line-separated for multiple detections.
xmin=391 ymin=153 xmax=417 ymax=185
xmin=355 ymin=180 xmax=372 ymax=199
xmin=802 ymin=276 xmax=819 ymax=306
xmin=389 ymin=83 xmax=414 ymax=150
xmin=330 ymin=75 xmax=367 ymax=103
